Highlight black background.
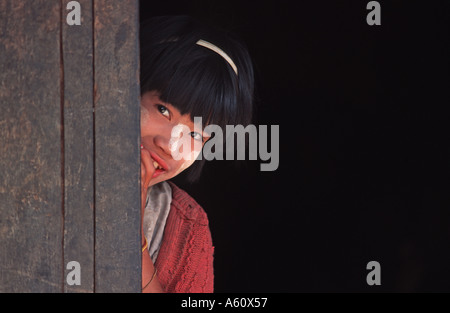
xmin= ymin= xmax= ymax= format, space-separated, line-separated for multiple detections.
xmin=141 ymin=0 xmax=450 ymax=292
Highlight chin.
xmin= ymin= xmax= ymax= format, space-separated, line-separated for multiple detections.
xmin=149 ymin=173 xmax=171 ymax=187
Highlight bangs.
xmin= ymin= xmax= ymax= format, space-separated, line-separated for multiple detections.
xmin=141 ymin=42 xmax=242 ymax=130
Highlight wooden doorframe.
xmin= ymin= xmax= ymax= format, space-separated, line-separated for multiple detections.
xmin=0 ymin=0 xmax=141 ymax=292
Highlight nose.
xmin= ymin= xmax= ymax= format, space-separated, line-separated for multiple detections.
xmin=153 ymin=124 xmax=173 ymax=158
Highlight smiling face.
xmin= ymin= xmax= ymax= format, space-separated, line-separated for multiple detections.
xmin=140 ymin=90 xmax=210 ymax=187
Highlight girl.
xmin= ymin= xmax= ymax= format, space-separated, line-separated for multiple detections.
xmin=139 ymin=15 xmax=254 ymax=292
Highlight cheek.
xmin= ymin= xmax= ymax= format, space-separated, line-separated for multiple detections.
xmin=173 ymin=149 xmax=202 ymax=176
xmin=168 ymin=124 xmax=186 ymax=154
xmin=140 ymin=105 xmax=150 ymax=131
xmin=169 ymin=124 xmax=203 ymax=159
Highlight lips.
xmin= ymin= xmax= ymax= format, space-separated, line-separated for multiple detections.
xmin=147 ymin=150 xmax=169 ymax=179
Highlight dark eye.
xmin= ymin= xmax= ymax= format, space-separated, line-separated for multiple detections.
xmin=157 ymin=105 xmax=170 ymax=118
xmin=190 ymin=132 xmax=203 ymax=142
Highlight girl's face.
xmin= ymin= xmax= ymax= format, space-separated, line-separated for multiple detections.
xmin=140 ymin=90 xmax=209 ymax=187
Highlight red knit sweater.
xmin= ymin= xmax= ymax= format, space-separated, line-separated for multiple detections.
xmin=153 ymin=182 xmax=214 ymax=293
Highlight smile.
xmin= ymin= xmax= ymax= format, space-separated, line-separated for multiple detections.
xmin=152 ymin=161 xmax=164 ymax=171
xmin=148 ymin=150 xmax=169 ymax=178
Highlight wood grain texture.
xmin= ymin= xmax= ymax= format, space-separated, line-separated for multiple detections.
xmin=0 ymin=0 xmax=141 ymax=292
xmin=93 ymin=0 xmax=141 ymax=292
xmin=62 ymin=0 xmax=94 ymax=293
xmin=0 ymin=0 xmax=63 ymax=292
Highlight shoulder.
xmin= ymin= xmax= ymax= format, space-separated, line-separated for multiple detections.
xmin=167 ymin=181 xmax=209 ymax=226
xmin=156 ymin=181 xmax=215 ymax=292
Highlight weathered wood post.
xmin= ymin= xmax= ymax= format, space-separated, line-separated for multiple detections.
xmin=0 ymin=0 xmax=141 ymax=292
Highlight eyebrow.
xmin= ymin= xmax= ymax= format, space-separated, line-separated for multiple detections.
xmin=156 ymin=99 xmax=172 ymax=107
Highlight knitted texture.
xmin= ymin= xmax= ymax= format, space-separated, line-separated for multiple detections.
xmin=154 ymin=182 xmax=214 ymax=292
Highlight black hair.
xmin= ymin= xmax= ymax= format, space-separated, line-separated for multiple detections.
xmin=140 ymin=15 xmax=254 ymax=182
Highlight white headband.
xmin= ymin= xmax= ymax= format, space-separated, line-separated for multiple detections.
xmin=196 ymin=39 xmax=238 ymax=75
